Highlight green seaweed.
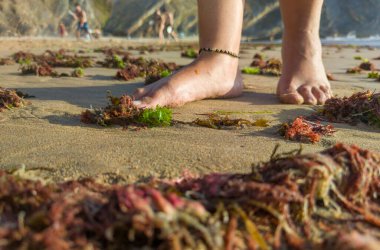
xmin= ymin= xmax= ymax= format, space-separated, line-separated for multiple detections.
xmin=138 ymin=106 xmax=172 ymax=127
xmin=241 ymin=67 xmax=261 ymax=75
xmin=368 ymin=71 xmax=379 ymax=79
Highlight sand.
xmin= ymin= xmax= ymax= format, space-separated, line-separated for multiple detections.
xmin=0 ymin=38 xmax=379 ymax=183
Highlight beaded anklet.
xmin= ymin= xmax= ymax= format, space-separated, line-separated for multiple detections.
xmin=199 ymin=48 xmax=240 ymax=58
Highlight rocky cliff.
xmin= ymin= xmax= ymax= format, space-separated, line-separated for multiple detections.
xmin=0 ymin=0 xmax=379 ymax=39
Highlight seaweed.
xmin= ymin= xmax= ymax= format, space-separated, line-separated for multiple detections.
xmin=346 ymin=67 xmax=362 ymax=74
xmin=245 ymin=58 xmax=282 ymax=77
xmin=181 ymin=48 xmax=198 ymax=59
xmin=191 ymin=114 xmax=269 ymax=129
xmin=280 ymin=116 xmax=336 ymax=143
xmin=115 ymin=64 xmax=141 ymax=81
xmin=241 ymin=67 xmax=261 ymax=75
xmin=359 ymin=60 xmax=376 ymax=71
xmin=19 ymin=63 xmax=58 ymax=77
xmin=0 ymin=87 xmax=28 ymax=111
xmin=71 ymin=67 xmax=85 ymax=78
xmin=2 ymin=144 xmax=380 ymax=249
xmin=13 ymin=50 xmax=94 ymax=68
xmin=81 ymin=92 xmax=172 ymax=128
xmin=145 ymin=69 xmax=172 ymax=85
xmin=368 ymin=71 xmax=379 ymax=79
xmin=0 ymin=57 xmax=15 ymax=65
xmin=317 ymin=91 xmax=380 ymax=128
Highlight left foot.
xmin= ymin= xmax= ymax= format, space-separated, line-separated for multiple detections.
xmin=277 ymin=32 xmax=332 ymax=105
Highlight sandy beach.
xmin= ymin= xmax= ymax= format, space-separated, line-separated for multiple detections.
xmin=0 ymin=38 xmax=379 ymax=183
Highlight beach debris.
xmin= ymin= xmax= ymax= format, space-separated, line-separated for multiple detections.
xmin=0 ymin=57 xmax=15 ymax=65
xmin=19 ymin=62 xmax=58 ymax=77
xmin=326 ymin=73 xmax=337 ymax=81
xmin=253 ymin=53 xmax=264 ymax=60
xmin=13 ymin=50 xmax=94 ymax=68
xmin=346 ymin=66 xmax=362 ymax=74
xmin=192 ymin=114 xmax=269 ymax=129
xmin=359 ymin=60 xmax=376 ymax=71
xmin=1 ymin=144 xmax=380 ymax=249
xmin=318 ymin=91 xmax=380 ymax=127
xmin=93 ymin=46 xmax=131 ymax=57
xmin=0 ymin=87 xmax=28 ymax=111
xmin=354 ymin=56 xmax=364 ymax=60
xmin=115 ymin=64 xmax=141 ymax=81
xmin=181 ymin=48 xmax=198 ymax=58
xmin=368 ymin=71 xmax=379 ymax=79
xmin=241 ymin=66 xmax=261 ymax=75
xmin=244 ymin=58 xmax=282 ymax=76
xmin=81 ymin=92 xmax=172 ymax=127
xmin=145 ymin=69 xmax=172 ymax=85
xmin=280 ymin=116 xmax=335 ymax=143
xmin=113 ymin=56 xmax=178 ymax=81
xmin=71 ymin=67 xmax=85 ymax=78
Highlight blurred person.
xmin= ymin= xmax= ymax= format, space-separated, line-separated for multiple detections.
xmin=58 ymin=22 xmax=67 ymax=37
xmin=133 ymin=0 xmax=331 ymax=108
xmin=156 ymin=6 xmax=179 ymax=43
xmin=73 ymin=4 xmax=90 ymax=40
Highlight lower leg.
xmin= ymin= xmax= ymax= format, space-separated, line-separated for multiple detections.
xmin=277 ymin=0 xmax=331 ymax=105
xmin=133 ymin=0 xmax=245 ymax=108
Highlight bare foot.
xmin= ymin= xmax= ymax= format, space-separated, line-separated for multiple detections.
xmin=133 ymin=53 xmax=243 ymax=108
xmin=277 ymin=32 xmax=332 ymax=105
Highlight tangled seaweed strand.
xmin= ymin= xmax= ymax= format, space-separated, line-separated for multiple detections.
xmin=0 ymin=87 xmax=28 ymax=111
xmin=280 ymin=116 xmax=336 ymax=143
xmin=1 ymin=144 xmax=380 ymax=249
xmin=318 ymin=91 xmax=380 ymax=128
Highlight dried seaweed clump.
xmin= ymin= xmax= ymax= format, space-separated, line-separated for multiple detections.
xmin=115 ymin=64 xmax=141 ymax=81
xmin=19 ymin=62 xmax=58 ymax=77
xmin=245 ymin=58 xmax=282 ymax=76
xmin=145 ymin=69 xmax=172 ymax=85
xmin=318 ymin=91 xmax=380 ymax=128
xmin=0 ymin=87 xmax=28 ymax=111
xmin=359 ymin=60 xmax=376 ymax=71
xmin=280 ymin=116 xmax=335 ymax=143
xmin=0 ymin=58 xmax=15 ymax=65
xmin=2 ymin=144 xmax=380 ymax=249
xmin=346 ymin=66 xmax=362 ymax=74
xmin=114 ymin=56 xmax=178 ymax=81
xmin=81 ymin=93 xmax=172 ymax=127
xmin=13 ymin=50 xmax=94 ymax=68
xmin=71 ymin=67 xmax=85 ymax=78
xmin=192 ymin=114 xmax=269 ymax=129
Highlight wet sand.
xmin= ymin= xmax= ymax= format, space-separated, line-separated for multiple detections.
xmin=0 ymin=38 xmax=379 ymax=183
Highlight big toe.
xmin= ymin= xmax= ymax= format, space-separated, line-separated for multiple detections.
xmin=279 ymin=91 xmax=304 ymax=105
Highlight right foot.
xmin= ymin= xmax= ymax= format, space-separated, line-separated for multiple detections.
xmin=133 ymin=53 xmax=243 ymax=108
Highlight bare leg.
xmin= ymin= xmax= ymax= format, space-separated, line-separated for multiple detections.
xmin=158 ymin=16 xmax=166 ymax=44
xmin=277 ymin=0 xmax=332 ymax=105
xmin=133 ymin=0 xmax=244 ymax=108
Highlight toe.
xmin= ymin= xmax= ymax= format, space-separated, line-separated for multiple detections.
xmin=312 ymin=87 xmax=327 ymax=105
xmin=298 ymin=86 xmax=317 ymax=105
xmin=278 ymin=91 xmax=304 ymax=104
xmin=133 ymin=86 xmax=152 ymax=100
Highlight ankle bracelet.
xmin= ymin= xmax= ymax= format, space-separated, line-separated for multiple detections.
xmin=199 ymin=48 xmax=240 ymax=58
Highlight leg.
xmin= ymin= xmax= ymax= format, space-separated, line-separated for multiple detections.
xmin=277 ymin=0 xmax=332 ymax=105
xmin=133 ymin=0 xmax=244 ymax=108
xmin=158 ymin=17 xmax=166 ymax=44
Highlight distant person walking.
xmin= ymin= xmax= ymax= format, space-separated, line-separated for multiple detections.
xmin=58 ymin=22 xmax=67 ymax=37
xmin=72 ymin=4 xmax=90 ymax=40
xmin=156 ymin=6 xmax=178 ymax=43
